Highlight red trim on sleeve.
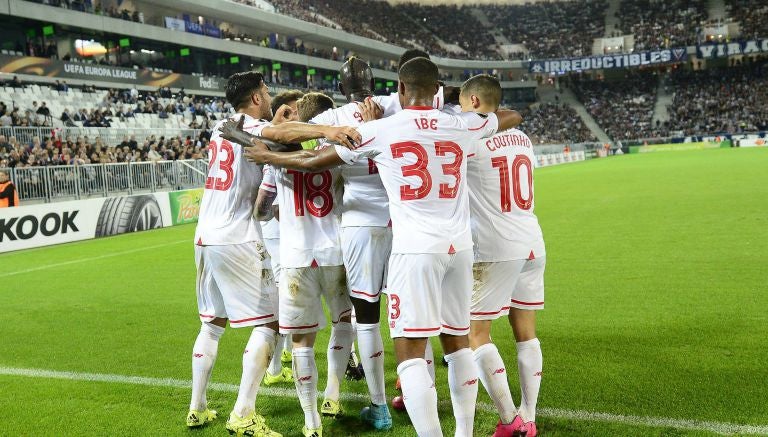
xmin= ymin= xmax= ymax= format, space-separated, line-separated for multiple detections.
xmin=351 ymin=289 xmax=380 ymax=298
xmin=466 ymin=153 xmax=476 ymax=158
xmin=468 ymin=120 xmax=489 ymax=131
xmin=352 ymin=136 xmax=376 ymax=150
xmin=261 ymin=183 xmax=276 ymax=189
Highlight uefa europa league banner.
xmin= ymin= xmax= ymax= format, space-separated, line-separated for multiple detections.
xmin=529 ymin=48 xmax=688 ymax=74
xmin=0 ymin=189 xmax=201 ymax=253
xmin=0 ymin=54 xmax=225 ymax=92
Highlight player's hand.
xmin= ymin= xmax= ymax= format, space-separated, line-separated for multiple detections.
xmin=243 ymin=140 xmax=269 ymax=163
xmin=323 ymin=126 xmax=362 ymax=149
xmin=272 ymin=104 xmax=297 ymax=124
xmin=219 ymin=115 xmax=257 ymax=146
xmin=357 ymin=98 xmax=383 ymax=122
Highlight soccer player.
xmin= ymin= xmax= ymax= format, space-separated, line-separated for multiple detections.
xmin=463 ymin=75 xmax=545 ymax=437
xmin=219 ymin=59 xmax=522 ymax=437
xmin=309 ymin=56 xmax=393 ymax=430
xmin=188 ymin=71 xmax=359 ymax=437
xmin=261 ymin=90 xmax=305 ymax=386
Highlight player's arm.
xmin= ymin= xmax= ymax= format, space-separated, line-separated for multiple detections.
xmin=221 ymin=116 xmax=359 ymax=150
xmin=494 ymin=109 xmax=523 ymax=131
xmin=244 ymin=143 xmax=346 ymax=173
xmin=254 ymin=188 xmax=276 ymax=221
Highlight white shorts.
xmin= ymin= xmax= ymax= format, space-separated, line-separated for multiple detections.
xmin=279 ymin=265 xmax=353 ymax=334
xmin=470 ymin=256 xmax=546 ymax=320
xmin=263 ymin=237 xmax=281 ymax=284
xmin=341 ymin=226 xmax=392 ymax=303
xmin=386 ymin=250 xmax=473 ymax=338
xmin=195 ymin=242 xmax=278 ymax=328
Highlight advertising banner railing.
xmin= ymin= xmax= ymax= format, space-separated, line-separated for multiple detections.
xmin=529 ymin=48 xmax=688 ymax=74
xmin=696 ymin=39 xmax=768 ymax=59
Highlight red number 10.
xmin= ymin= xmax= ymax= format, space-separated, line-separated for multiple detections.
xmin=491 ymin=155 xmax=533 ymax=211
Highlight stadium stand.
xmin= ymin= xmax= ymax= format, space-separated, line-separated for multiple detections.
xmin=520 ymin=102 xmax=597 ymax=144
xmin=616 ymin=0 xmax=708 ymax=50
xmin=724 ymin=0 xmax=768 ymax=40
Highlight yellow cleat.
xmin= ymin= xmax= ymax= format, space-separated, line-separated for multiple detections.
xmin=263 ymin=367 xmax=293 ymax=386
xmin=302 ymin=425 xmax=322 ymax=437
xmin=280 ymin=349 xmax=292 ymax=363
xmin=320 ymin=399 xmax=343 ymax=418
xmin=226 ymin=411 xmax=282 ymax=437
xmin=186 ymin=408 xmax=217 ymax=428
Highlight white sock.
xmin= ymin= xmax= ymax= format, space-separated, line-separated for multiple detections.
xmin=293 ymin=347 xmax=321 ymax=429
xmin=233 ymin=327 xmax=276 ymax=417
xmin=284 ymin=334 xmax=293 ymax=352
xmin=397 ymin=358 xmax=442 ymax=437
xmin=517 ymin=338 xmax=543 ymax=422
xmin=324 ymin=322 xmax=355 ymax=401
xmin=267 ymin=334 xmax=286 ymax=375
xmin=445 ymin=348 xmax=478 ymax=437
xmin=424 ymin=340 xmax=436 ymax=383
xmin=473 ymin=343 xmax=517 ymax=423
xmin=356 ymin=323 xmax=386 ymax=405
xmin=190 ymin=322 xmax=224 ymax=411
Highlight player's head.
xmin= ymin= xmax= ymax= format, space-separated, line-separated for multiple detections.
xmin=225 ymin=71 xmax=272 ymax=119
xmin=397 ymin=57 xmax=439 ymax=106
xmin=398 ymin=49 xmax=430 ymax=69
xmin=459 ymin=74 xmax=502 ymax=113
xmin=271 ymin=90 xmax=304 ymax=122
xmin=297 ymin=92 xmax=335 ymax=122
xmin=339 ymin=56 xmax=374 ymax=102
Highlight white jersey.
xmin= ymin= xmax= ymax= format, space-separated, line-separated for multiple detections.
xmin=311 ymin=102 xmax=389 ymax=227
xmin=468 ymin=128 xmax=545 ymax=262
xmin=273 ymin=149 xmax=344 ymax=268
xmin=194 ymin=114 xmax=269 ymax=246
xmin=373 ymin=87 xmax=445 ymax=118
xmin=335 ymin=107 xmax=498 ymax=254
xmin=259 ymin=165 xmax=280 ymax=239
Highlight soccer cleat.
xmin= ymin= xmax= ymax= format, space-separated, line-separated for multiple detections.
xmin=225 ymin=411 xmax=282 ymax=437
xmin=492 ymin=416 xmax=523 ymax=437
xmin=263 ymin=367 xmax=293 ymax=385
xmin=320 ymin=398 xmax=344 ymax=418
xmin=186 ymin=408 xmax=217 ymax=428
xmin=280 ymin=349 xmax=292 ymax=363
xmin=360 ymin=403 xmax=393 ymax=430
xmin=391 ymin=395 xmax=405 ymax=412
xmin=302 ymin=425 xmax=322 ymax=437
xmin=345 ymin=352 xmax=365 ymax=381
xmin=513 ymin=420 xmax=537 ymax=437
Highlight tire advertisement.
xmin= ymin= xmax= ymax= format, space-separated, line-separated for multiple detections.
xmin=0 ymin=192 xmax=172 ymax=253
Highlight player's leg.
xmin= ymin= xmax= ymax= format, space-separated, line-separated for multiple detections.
xmin=508 ymin=256 xmax=546 ymax=437
xmin=389 ymin=253 xmax=447 ymax=437
xmin=440 ymin=250 xmax=479 ymax=437
xmin=188 ymin=245 xmax=225 ymax=428
xmin=342 ymin=226 xmax=391 ymax=428
xmin=469 ymin=260 xmax=526 ymax=436
xmin=320 ymin=266 xmax=355 ymax=418
xmin=280 ymin=267 xmax=326 ymax=436
xmin=209 ymin=243 xmax=282 ymax=436
xmin=264 ymin=237 xmax=293 ymax=371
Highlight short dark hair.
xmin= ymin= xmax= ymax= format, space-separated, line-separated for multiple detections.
xmin=398 ymin=49 xmax=430 ymax=69
xmin=225 ymin=71 xmax=265 ymax=110
xmin=271 ymin=90 xmax=304 ymax=115
xmin=297 ymin=92 xmax=335 ymax=122
xmin=398 ymin=58 xmax=439 ymax=93
xmin=461 ymin=74 xmax=502 ymax=109
xmin=339 ymin=56 xmax=373 ymax=99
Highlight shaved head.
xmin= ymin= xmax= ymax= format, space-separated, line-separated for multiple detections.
xmin=398 ymin=57 xmax=439 ymax=94
xmin=399 ymin=49 xmax=430 ymax=69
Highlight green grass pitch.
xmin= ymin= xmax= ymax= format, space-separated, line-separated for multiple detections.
xmin=1 ymin=148 xmax=767 ymax=436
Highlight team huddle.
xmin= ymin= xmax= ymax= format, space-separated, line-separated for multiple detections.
xmin=187 ymin=50 xmax=546 ymax=437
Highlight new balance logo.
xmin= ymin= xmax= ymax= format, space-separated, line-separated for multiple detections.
xmin=493 ymin=368 xmax=506 ymax=375
xmin=299 ymin=376 xmax=313 ymax=382
xmin=369 ymin=351 xmax=383 ymax=358
xmin=330 ymin=345 xmax=344 ymax=350
xmin=193 ymin=353 xmax=204 ymax=358
xmin=534 ymin=371 xmax=543 ymax=377
xmin=463 ymin=378 xmax=479 ymax=386
xmin=426 ymin=360 xmax=432 ymax=365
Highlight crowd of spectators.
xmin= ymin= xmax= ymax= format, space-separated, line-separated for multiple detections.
xmin=479 ymin=0 xmax=607 ymax=60
xmin=520 ymin=102 xmax=596 ymax=144
xmin=0 ymin=132 xmax=209 ymax=169
xmin=725 ymin=0 xmax=768 ymax=40
xmin=569 ymin=70 xmax=665 ymax=140
xmin=616 ymin=0 xmax=707 ymax=50
xmin=664 ymin=61 xmax=768 ymax=135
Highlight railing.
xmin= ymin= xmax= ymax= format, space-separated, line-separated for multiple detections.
xmin=1 ymin=159 xmax=208 ymax=203
xmin=0 ymin=126 xmax=206 ymax=145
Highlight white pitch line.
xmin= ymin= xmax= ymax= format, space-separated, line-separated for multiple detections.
xmin=1 ymin=366 xmax=766 ymax=436
xmin=0 ymin=239 xmax=189 ymax=278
